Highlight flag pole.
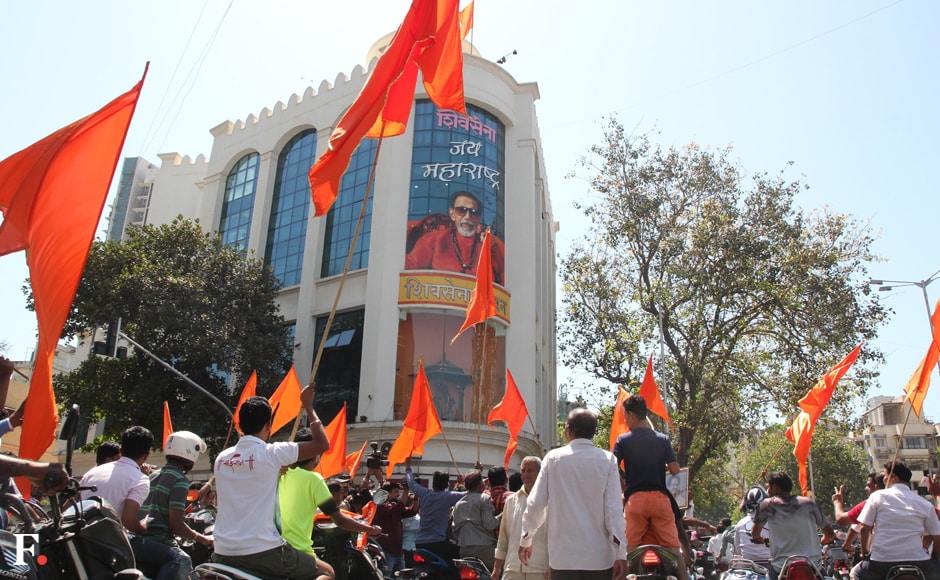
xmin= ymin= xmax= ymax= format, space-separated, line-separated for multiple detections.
xmin=476 ymin=321 xmax=488 ymax=464
xmin=889 ymin=402 xmax=917 ymax=472
xmin=438 ymin=424 xmax=462 ymax=474
xmin=291 ymin=128 xmax=387 ymax=440
xmin=524 ymin=413 xmax=546 ymax=457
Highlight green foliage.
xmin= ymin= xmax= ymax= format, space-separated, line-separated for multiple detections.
xmin=689 ymin=457 xmax=741 ymax=524
xmin=561 ymin=120 xmax=888 ymax=480
xmin=29 ymin=218 xmax=293 ymax=452
xmin=736 ymin=423 xmax=869 ymax=518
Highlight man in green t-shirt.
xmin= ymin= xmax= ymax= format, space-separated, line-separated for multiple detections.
xmin=134 ymin=431 xmax=212 ymax=580
xmin=279 ymin=427 xmax=382 ymax=578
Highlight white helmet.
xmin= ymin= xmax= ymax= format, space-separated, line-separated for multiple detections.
xmin=164 ymin=431 xmax=207 ymax=464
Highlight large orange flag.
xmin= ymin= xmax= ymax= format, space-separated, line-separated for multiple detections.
xmin=233 ymin=371 xmax=257 ymax=434
xmin=163 ymin=401 xmax=174 ymax=448
xmin=452 ymin=229 xmax=496 ymax=343
xmin=903 ymin=300 xmax=940 ymax=417
xmin=0 ymin=69 xmax=146 ymax=486
xmin=315 ymin=403 xmax=348 ymax=478
xmin=308 ymin=0 xmax=465 ymax=216
xmin=609 ymin=386 xmax=630 ymax=452
xmin=459 ymin=1 xmax=474 ymax=39
xmin=386 ymin=361 xmax=443 ymax=478
xmin=487 ymin=369 xmax=530 ymax=468
xmin=638 ymin=355 xmax=672 ymax=429
xmin=786 ymin=343 xmax=862 ymax=494
xmin=269 ymin=367 xmax=303 ymax=434
xmin=346 ymin=440 xmax=369 ymax=477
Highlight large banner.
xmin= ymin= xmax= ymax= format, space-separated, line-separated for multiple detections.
xmin=403 ymin=101 xmax=505 ymax=285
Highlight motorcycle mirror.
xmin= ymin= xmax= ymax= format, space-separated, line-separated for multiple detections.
xmin=186 ymin=490 xmax=200 ymax=503
xmin=58 ymin=404 xmax=81 ymax=441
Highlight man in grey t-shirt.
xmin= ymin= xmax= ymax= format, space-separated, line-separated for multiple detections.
xmin=751 ymin=471 xmax=836 ymax=580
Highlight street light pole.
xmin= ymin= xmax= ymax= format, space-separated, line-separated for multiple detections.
xmin=870 ymin=267 xmax=940 ymax=335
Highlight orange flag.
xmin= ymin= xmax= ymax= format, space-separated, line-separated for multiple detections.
xmin=346 ymin=440 xmax=369 ymax=477
xmin=903 ymin=301 xmax=940 ymax=417
xmin=609 ymin=386 xmax=630 ymax=452
xmin=487 ymin=369 xmax=530 ymax=468
xmin=315 ymin=403 xmax=348 ymax=478
xmin=386 ymin=361 xmax=443 ymax=479
xmin=452 ymin=229 xmax=496 ymax=343
xmin=459 ymin=1 xmax=474 ymax=39
xmin=786 ymin=343 xmax=862 ymax=494
xmin=638 ymin=355 xmax=672 ymax=429
xmin=269 ymin=367 xmax=303 ymax=434
xmin=233 ymin=371 xmax=258 ymax=434
xmin=308 ymin=0 xmax=465 ymax=216
xmin=163 ymin=401 xmax=174 ymax=448
xmin=0 ymin=69 xmax=146 ymax=490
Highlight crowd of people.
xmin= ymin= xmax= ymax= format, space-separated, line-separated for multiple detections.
xmin=5 ymin=356 xmax=940 ymax=580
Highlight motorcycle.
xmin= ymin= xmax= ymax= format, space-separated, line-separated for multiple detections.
xmin=626 ymin=544 xmax=683 ymax=580
xmin=720 ymin=557 xmax=769 ymax=580
xmin=778 ymin=555 xmax=824 ymax=580
xmin=395 ymin=548 xmax=491 ymax=580
xmin=313 ymin=517 xmax=384 ymax=580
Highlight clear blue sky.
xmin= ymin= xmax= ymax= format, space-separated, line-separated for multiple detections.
xmin=1 ymin=1 xmax=937 ymax=420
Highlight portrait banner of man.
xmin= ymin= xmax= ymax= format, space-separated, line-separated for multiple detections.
xmin=666 ymin=467 xmax=689 ymax=510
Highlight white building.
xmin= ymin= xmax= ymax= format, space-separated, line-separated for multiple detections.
xmin=851 ymin=395 xmax=939 ymax=473
xmin=111 ymin=37 xmax=558 ymax=476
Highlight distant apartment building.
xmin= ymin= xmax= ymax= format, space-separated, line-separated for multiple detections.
xmin=851 ymin=395 xmax=938 ymax=472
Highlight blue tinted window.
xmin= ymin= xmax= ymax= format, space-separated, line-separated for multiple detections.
xmin=321 ymin=139 xmax=377 ymax=277
xmin=313 ymin=309 xmax=364 ymax=423
xmin=220 ymin=153 xmax=259 ymax=252
xmin=266 ymin=130 xmax=317 ymax=286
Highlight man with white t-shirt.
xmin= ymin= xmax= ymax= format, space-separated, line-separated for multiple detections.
xmin=80 ymin=425 xmax=153 ymax=535
xmin=211 ymin=384 xmax=329 ymax=579
xmin=855 ymin=460 xmax=940 ymax=580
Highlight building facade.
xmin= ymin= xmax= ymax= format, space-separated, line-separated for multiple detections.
xmin=115 ymin=38 xmax=558 ymax=476
xmin=851 ymin=395 xmax=939 ymax=473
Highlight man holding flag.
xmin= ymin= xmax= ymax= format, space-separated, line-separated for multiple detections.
xmin=613 ymin=394 xmax=686 ymax=580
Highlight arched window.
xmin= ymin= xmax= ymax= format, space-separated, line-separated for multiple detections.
xmin=266 ymin=130 xmax=317 ymax=286
xmin=220 ymin=153 xmax=260 ymax=252
xmin=321 ymin=139 xmax=377 ymax=277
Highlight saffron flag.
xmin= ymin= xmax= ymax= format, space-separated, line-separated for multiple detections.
xmin=903 ymin=300 xmax=940 ymax=417
xmin=487 ymin=369 xmax=530 ymax=468
xmin=309 ymin=0 xmax=465 ymax=216
xmin=459 ymin=1 xmax=474 ymax=39
xmin=0 ymin=69 xmax=146 ymax=493
xmin=386 ymin=360 xmax=443 ymax=478
xmin=233 ymin=371 xmax=257 ymax=435
xmin=638 ymin=355 xmax=672 ymax=429
xmin=269 ymin=367 xmax=303 ymax=434
xmin=786 ymin=344 xmax=862 ymax=494
xmin=315 ymin=403 xmax=348 ymax=478
xmin=452 ymin=229 xmax=497 ymax=343
xmin=163 ymin=401 xmax=174 ymax=448
xmin=609 ymin=386 xmax=630 ymax=452
xmin=346 ymin=440 xmax=369 ymax=477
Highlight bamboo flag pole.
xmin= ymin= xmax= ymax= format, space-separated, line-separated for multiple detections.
xmin=438 ymin=424 xmax=462 ymax=474
xmin=524 ymin=413 xmax=546 ymax=457
xmin=290 ymin=129 xmax=387 ymax=441
xmin=476 ymin=321 xmax=488 ymax=464
xmin=889 ymin=402 xmax=917 ymax=472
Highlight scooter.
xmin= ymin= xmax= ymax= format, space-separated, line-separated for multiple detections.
xmin=720 ymin=557 xmax=769 ymax=580
xmin=0 ymin=404 xmax=147 ymax=580
xmin=313 ymin=517 xmax=384 ymax=580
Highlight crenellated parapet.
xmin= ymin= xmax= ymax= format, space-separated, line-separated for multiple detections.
xmin=157 ymin=152 xmax=208 ymax=167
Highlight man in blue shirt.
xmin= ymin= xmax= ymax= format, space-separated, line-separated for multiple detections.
xmin=404 ymin=456 xmax=465 ymax=562
xmin=613 ymin=394 xmax=685 ymax=580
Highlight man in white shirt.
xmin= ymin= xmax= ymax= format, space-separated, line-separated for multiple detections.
xmin=493 ymin=456 xmax=548 ymax=580
xmin=211 ymin=384 xmax=329 ymax=579
xmin=80 ymin=425 xmax=153 ymax=535
xmin=856 ymin=461 xmax=940 ymax=580
xmin=519 ymin=408 xmax=627 ymax=579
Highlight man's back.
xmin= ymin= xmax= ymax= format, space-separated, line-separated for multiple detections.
xmin=278 ymin=467 xmax=333 ymax=555
xmin=858 ymin=484 xmax=940 ymax=562
xmin=139 ymin=464 xmax=189 ymax=544
xmin=80 ymin=456 xmax=149 ymax=518
xmin=405 ymin=470 xmax=465 ymax=544
xmin=521 ymin=438 xmax=626 ymax=570
xmin=614 ymin=428 xmax=677 ymax=496
xmin=733 ymin=514 xmax=770 ymax=562
xmin=753 ymin=495 xmax=826 ymax=569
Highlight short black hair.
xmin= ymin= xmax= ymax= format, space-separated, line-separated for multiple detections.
xmin=487 ymin=466 xmax=507 ymax=487
xmin=327 ymin=480 xmax=343 ymax=494
xmin=767 ymin=471 xmax=793 ymax=494
xmin=95 ymin=440 xmax=121 ymax=465
xmin=566 ymin=408 xmax=597 ymax=439
xmin=120 ymin=426 xmax=154 ymax=461
xmin=884 ymin=460 xmax=913 ymax=483
xmin=624 ymin=394 xmax=648 ymax=419
xmin=508 ymin=472 xmax=523 ymax=492
xmin=874 ymin=472 xmax=886 ymax=489
xmin=382 ymin=481 xmax=403 ymax=492
xmin=432 ymin=471 xmax=450 ymax=491
xmin=239 ymin=396 xmax=272 ymax=436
